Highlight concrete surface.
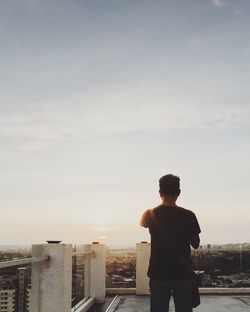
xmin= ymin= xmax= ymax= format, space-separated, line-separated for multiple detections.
xmin=89 ymin=243 xmax=106 ymax=303
xmin=94 ymin=295 xmax=250 ymax=312
xmin=31 ymin=244 xmax=72 ymax=312
xmin=136 ymin=243 xmax=150 ymax=295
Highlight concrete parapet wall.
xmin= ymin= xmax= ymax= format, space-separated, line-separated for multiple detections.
xmin=199 ymin=288 xmax=250 ymax=295
xmin=136 ymin=242 xmax=150 ymax=295
xmin=31 ymin=243 xmax=72 ymax=312
xmin=106 ymin=288 xmax=136 ymax=295
xmin=88 ymin=243 xmax=106 ymax=303
xmin=106 ymin=287 xmax=250 ymax=296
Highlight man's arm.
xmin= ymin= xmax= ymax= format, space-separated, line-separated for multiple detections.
xmin=189 ymin=211 xmax=201 ymax=249
xmin=140 ymin=209 xmax=151 ymax=228
xmin=190 ymin=234 xmax=200 ymax=249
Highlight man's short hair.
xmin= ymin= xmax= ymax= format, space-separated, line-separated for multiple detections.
xmin=159 ymin=174 xmax=180 ymax=196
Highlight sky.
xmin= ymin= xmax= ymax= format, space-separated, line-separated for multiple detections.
xmin=0 ymin=0 xmax=249 ymax=247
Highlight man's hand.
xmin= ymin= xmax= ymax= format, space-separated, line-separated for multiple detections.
xmin=190 ymin=234 xmax=200 ymax=249
xmin=140 ymin=209 xmax=151 ymax=228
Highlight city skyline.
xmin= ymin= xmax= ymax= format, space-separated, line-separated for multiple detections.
xmin=0 ymin=0 xmax=249 ymax=246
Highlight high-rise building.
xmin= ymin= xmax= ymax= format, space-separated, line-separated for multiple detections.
xmin=0 ymin=267 xmax=31 ymax=312
xmin=0 ymin=276 xmax=15 ymax=312
xmin=16 ymin=268 xmax=30 ymax=312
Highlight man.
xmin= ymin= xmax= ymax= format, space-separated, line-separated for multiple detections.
xmin=140 ymin=174 xmax=201 ymax=312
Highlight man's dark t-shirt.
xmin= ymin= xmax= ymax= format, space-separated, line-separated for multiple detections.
xmin=147 ymin=205 xmax=201 ymax=281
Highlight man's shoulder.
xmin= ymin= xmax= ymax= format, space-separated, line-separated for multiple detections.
xmin=140 ymin=207 xmax=156 ymax=227
xmin=143 ymin=206 xmax=161 ymax=214
xmin=176 ymin=206 xmax=193 ymax=213
xmin=176 ymin=206 xmax=196 ymax=217
xmin=140 ymin=206 xmax=161 ymax=227
xmin=177 ymin=207 xmax=201 ymax=233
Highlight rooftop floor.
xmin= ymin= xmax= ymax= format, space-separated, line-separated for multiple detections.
xmin=90 ymin=295 xmax=250 ymax=312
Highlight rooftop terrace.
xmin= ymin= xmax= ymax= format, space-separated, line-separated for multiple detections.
xmin=89 ymin=295 xmax=250 ymax=312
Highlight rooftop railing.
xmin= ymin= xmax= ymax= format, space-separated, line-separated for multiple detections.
xmin=0 ymin=242 xmax=106 ymax=312
xmin=0 ymin=242 xmax=249 ymax=312
xmin=72 ymin=246 xmax=90 ymax=310
xmin=135 ymin=242 xmax=250 ymax=295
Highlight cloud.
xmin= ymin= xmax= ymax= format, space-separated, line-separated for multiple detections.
xmin=0 ymin=86 xmax=249 ymax=151
xmin=212 ymin=1 xmax=241 ymax=15
xmin=20 ymin=140 xmax=52 ymax=151
xmin=212 ymin=0 xmax=226 ymax=7
xmin=234 ymin=7 xmax=241 ymax=15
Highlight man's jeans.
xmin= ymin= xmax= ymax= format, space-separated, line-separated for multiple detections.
xmin=150 ymin=278 xmax=193 ymax=312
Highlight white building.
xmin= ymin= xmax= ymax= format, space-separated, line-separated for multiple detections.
xmin=0 ymin=287 xmax=15 ymax=312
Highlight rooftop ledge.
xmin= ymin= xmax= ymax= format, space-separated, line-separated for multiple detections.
xmin=106 ymin=287 xmax=250 ymax=295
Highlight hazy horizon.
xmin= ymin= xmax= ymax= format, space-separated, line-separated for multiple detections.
xmin=0 ymin=241 xmax=250 ymax=251
xmin=0 ymin=0 xmax=249 ymax=246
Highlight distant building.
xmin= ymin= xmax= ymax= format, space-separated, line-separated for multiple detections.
xmin=0 ymin=288 xmax=15 ymax=312
xmin=0 ymin=275 xmax=15 ymax=312
xmin=16 ymin=268 xmax=30 ymax=312
xmin=0 ymin=267 xmax=31 ymax=312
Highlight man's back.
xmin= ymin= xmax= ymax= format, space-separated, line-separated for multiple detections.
xmin=145 ymin=205 xmax=201 ymax=281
